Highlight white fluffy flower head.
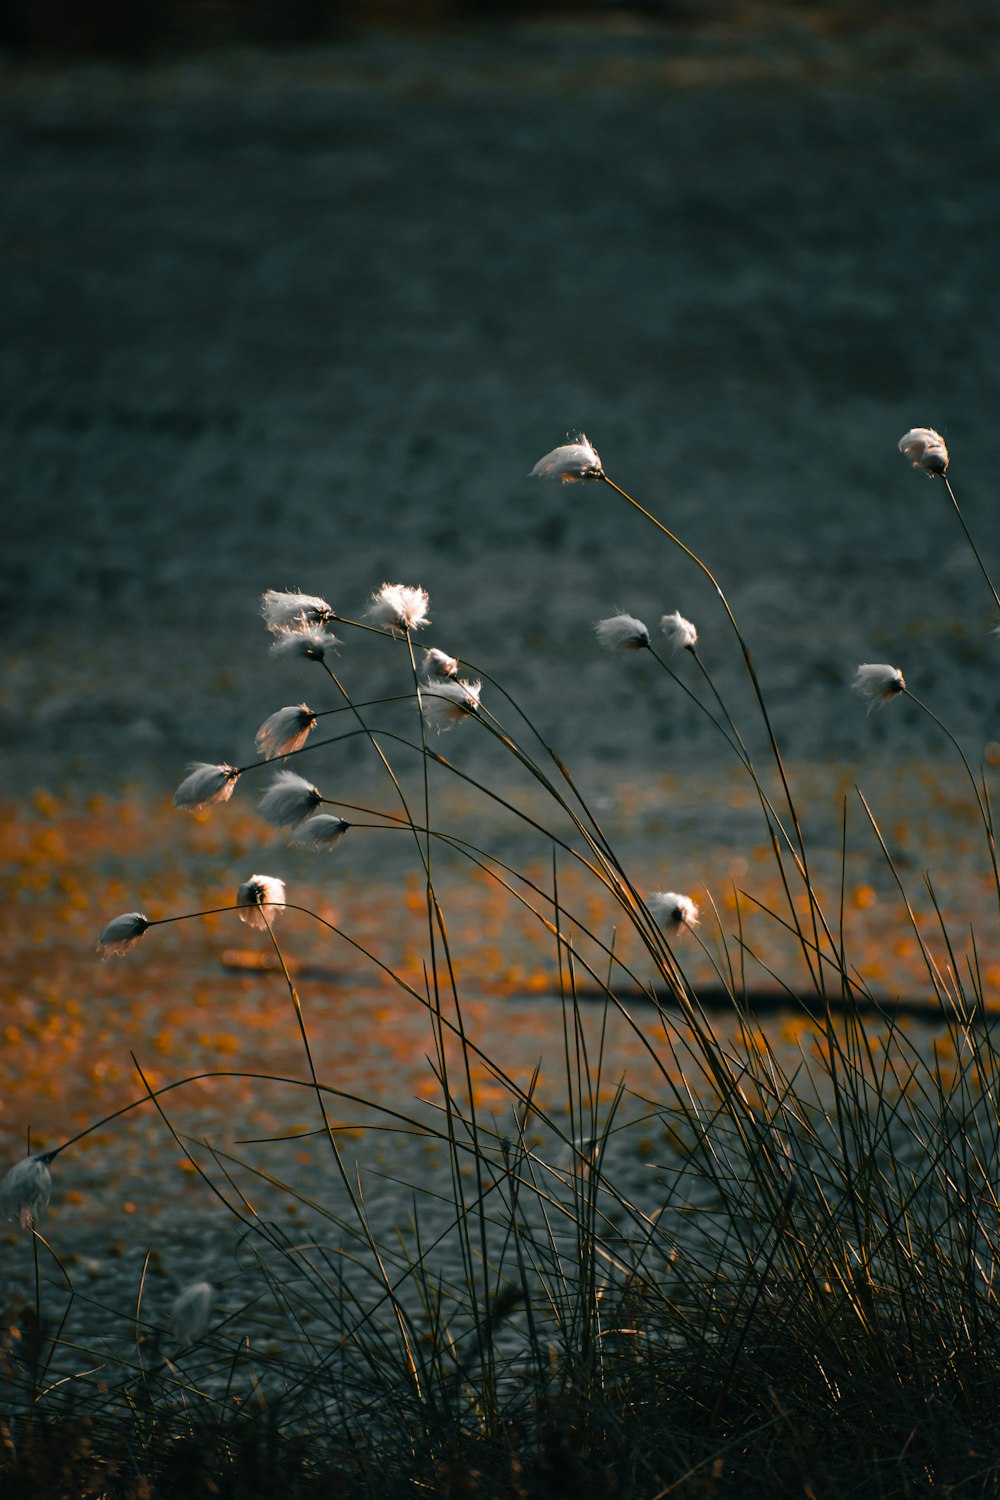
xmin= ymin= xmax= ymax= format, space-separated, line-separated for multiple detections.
xmin=0 ymin=1151 xmax=54 ymax=1229
xmin=420 ymin=678 xmax=482 ymax=731
xmin=261 ymin=589 xmax=336 ymax=633
xmin=255 ymin=704 xmax=317 ymax=760
xmin=236 ymin=873 xmax=286 ymax=930
xmin=595 ymin=614 xmax=650 ymax=652
xmin=172 ymin=1281 xmax=215 ymax=1345
xmin=530 ymin=435 xmax=603 ymax=483
xmin=422 ymin=647 xmax=460 ymax=681
xmin=853 ymin=663 xmax=906 ymax=712
xmin=173 ymin=763 xmax=240 ymax=812
xmin=291 ymin=814 xmax=350 ymax=850
xmin=661 ymin=611 xmax=698 ymax=655
xmin=368 ymin=583 xmax=431 ymax=632
xmin=648 ymin=891 xmax=700 ymax=936
xmin=270 ymin=626 xmax=341 ymax=663
xmin=898 ymin=428 xmax=949 ymax=476
xmin=97 ymin=911 xmax=150 ymax=958
xmin=257 ymin=769 xmax=323 ymax=827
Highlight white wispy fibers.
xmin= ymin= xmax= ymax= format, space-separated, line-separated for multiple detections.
xmin=236 ymin=874 xmax=286 ymax=929
xmin=173 ymin=763 xmax=240 ymax=812
xmin=257 ymin=769 xmax=323 ymax=826
xmin=898 ymin=428 xmax=949 ymax=475
xmin=661 ymin=610 xmax=698 ymax=655
xmin=290 ymin=814 xmax=350 ymax=851
xmin=261 ymin=589 xmax=336 ymax=633
xmin=0 ymin=1151 xmax=54 ymax=1229
xmin=647 ymin=891 xmax=700 ymax=935
xmin=595 ymin=614 xmax=650 ymax=652
xmin=172 ymin=1281 xmax=215 ymax=1345
xmin=367 ymin=582 xmax=431 ymax=632
xmin=422 ymin=647 xmax=460 ymax=681
xmin=97 ymin=911 xmax=150 ymax=957
xmin=420 ymin=678 xmax=482 ymax=731
xmin=530 ymin=435 xmax=603 ymax=482
xmin=853 ymin=662 xmax=906 ymax=712
xmin=255 ymin=704 xmax=317 ymax=760
xmin=270 ymin=626 xmax=341 ymax=663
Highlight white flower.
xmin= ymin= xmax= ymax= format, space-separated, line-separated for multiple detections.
xmin=257 ymin=769 xmax=323 ymax=826
xmin=255 ymin=704 xmax=317 ymax=760
xmin=661 ymin=611 xmax=698 ymax=655
xmin=236 ymin=873 xmax=286 ymax=930
xmin=173 ymin=763 xmax=240 ymax=812
xmin=270 ymin=626 xmax=341 ymax=662
xmin=647 ymin=891 xmax=700 ymax=935
xmin=852 ymin=662 xmax=906 ymax=712
xmin=529 ymin=435 xmax=603 ymax=483
xmin=422 ymin=647 xmax=460 ymax=681
xmin=367 ymin=583 xmax=431 ymax=632
xmin=172 ymin=1281 xmax=215 ymax=1345
xmin=291 ymin=814 xmax=350 ymax=850
xmin=261 ymin=589 xmax=336 ymax=633
xmin=0 ymin=1152 xmax=54 ymax=1229
xmin=595 ymin=613 xmax=650 ymax=652
xmin=898 ymin=428 xmax=949 ymax=476
xmin=97 ymin=911 xmax=150 ymax=957
xmin=420 ymin=679 xmax=482 ymax=731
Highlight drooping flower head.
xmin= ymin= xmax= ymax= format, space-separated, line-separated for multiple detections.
xmin=661 ymin=611 xmax=698 ymax=655
xmin=261 ymin=590 xmax=336 ymax=633
xmin=367 ymin=583 xmax=431 ymax=632
xmin=257 ymin=769 xmax=323 ymax=827
xmin=291 ymin=814 xmax=351 ymax=851
xmin=270 ymin=626 xmax=341 ymax=663
xmin=173 ymin=763 xmax=240 ymax=812
xmin=530 ymin=435 xmax=603 ymax=483
xmin=255 ymin=704 xmax=317 ymax=760
xmin=853 ymin=663 xmax=906 ymax=712
xmin=422 ymin=647 xmax=460 ymax=681
xmin=0 ymin=1151 xmax=54 ymax=1229
xmin=595 ymin=614 xmax=650 ymax=652
xmin=647 ymin=891 xmax=700 ymax=936
xmin=420 ymin=678 xmax=482 ymax=732
xmin=898 ymin=428 xmax=949 ymax=476
xmin=172 ymin=1281 xmax=215 ymax=1345
xmin=97 ymin=911 xmax=150 ymax=958
xmin=236 ymin=874 xmax=286 ymax=930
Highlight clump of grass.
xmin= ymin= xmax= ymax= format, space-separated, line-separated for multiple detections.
xmin=3 ymin=426 xmax=1000 ymax=1497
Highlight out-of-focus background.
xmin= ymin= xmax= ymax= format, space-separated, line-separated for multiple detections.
xmin=1 ymin=2 xmax=1000 ymax=1282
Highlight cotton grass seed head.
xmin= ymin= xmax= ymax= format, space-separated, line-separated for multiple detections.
xmin=0 ymin=1151 xmax=54 ymax=1229
xmin=173 ymin=763 xmax=240 ymax=812
xmin=261 ymin=589 xmax=336 ymax=633
xmin=422 ymin=647 xmax=460 ymax=681
xmin=236 ymin=873 xmax=286 ymax=929
xmin=421 ymin=679 xmax=482 ymax=732
xmin=595 ymin=614 xmax=650 ymax=652
xmin=368 ymin=582 xmax=431 ymax=632
xmin=172 ymin=1281 xmax=215 ymax=1345
xmin=898 ymin=428 xmax=949 ymax=476
xmin=291 ymin=813 xmax=350 ymax=851
xmin=530 ymin=435 xmax=603 ymax=483
xmin=647 ymin=891 xmax=700 ymax=935
xmin=97 ymin=911 xmax=150 ymax=958
xmin=257 ymin=769 xmax=323 ymax=827
xmin=661 ymin=611 xmax=698 ymax=655
xmin=853 ymin=663 xmax=906 ymax=712
xmin=255 ymin=704 xmax=317 ymax=760
xmin=270 ymin=626 xmax=341 ymax=663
